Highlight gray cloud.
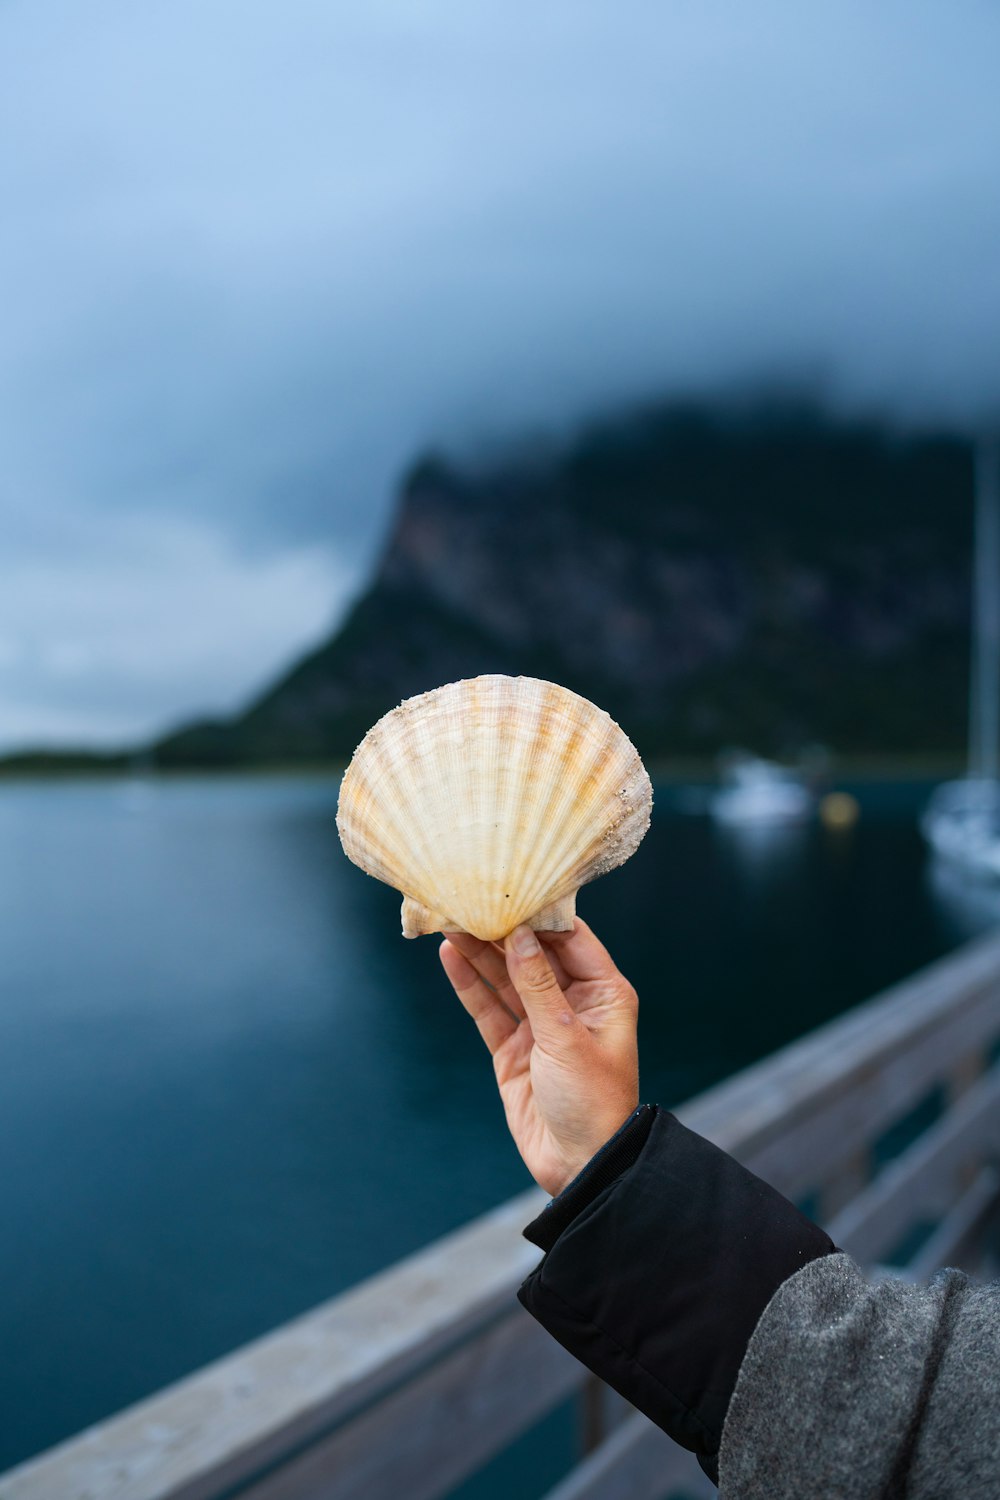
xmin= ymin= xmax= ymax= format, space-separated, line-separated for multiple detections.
xmin=2 ymin=0 xmax=999 ymax=746
xmin=0 ymin=507 xmax=346 ymax=748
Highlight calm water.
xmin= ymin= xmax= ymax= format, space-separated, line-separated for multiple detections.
xmin=0 ymin=775 xmax=995 ymax=1477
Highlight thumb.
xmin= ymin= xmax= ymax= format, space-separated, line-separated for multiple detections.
xmin=504 ymin=925 xmax=582 ymax=1051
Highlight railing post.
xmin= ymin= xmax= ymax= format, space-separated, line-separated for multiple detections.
xmin=820 ymin=1145 xmax=871 ymax=1221
xmin=948 ymin=1050 xmax=987 ymax=1192
xmin=948 ymin=1049 xmax=986 ymax=1104
xmin=579 ymin=1374 xmax=607 ymax=1454
xmin=579 ymin=1375 xmax=629 ymax=1455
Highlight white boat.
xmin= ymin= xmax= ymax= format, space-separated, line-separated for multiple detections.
xmin=922 ymin=436 xmax=1000 ymax=879
xmin=710 ymin=753 xmax=813 ymax=825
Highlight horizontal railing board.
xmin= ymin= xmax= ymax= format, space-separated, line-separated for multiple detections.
xmin=0 ymin=1190 xmax=545 ymax=1500
xmin=236 ymin=1309 xmax=581 ymax=1500
xmin=682 ymin=930 xmax=1000 ymax=1147
xmin=907 ymin=1166 xmax=1000 ymax=1283
xmin=6 ymin=930 xmax=1000 ymax=1500
xmin=731 ymin=986 xmax=999 ymax=1202
xmin=826 ymin=1063 xmax=1000 ymax=1263
xmin=539 ymin=1413 xmax=715 ymax=1500
xmin=680 ymin=931 xmax=1000 ymax=1196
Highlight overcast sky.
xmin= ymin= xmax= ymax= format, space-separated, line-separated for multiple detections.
xmin=2 ymin=0 xmax=999 ymax=750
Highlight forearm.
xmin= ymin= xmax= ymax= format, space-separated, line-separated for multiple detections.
xmin=517 ymin=1105 xmax=836 ymax=1481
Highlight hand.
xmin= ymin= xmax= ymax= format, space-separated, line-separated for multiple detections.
xmin=439 ymin=919 xmax=640 ymax=1197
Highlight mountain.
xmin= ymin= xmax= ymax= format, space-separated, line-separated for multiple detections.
xmin=151 ymin=397 xmax=974 ymax=768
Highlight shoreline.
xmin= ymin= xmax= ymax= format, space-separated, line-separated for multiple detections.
xmin=0 ymin=754 xmax=969 ymax=785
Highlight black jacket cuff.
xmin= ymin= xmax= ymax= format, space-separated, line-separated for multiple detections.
xmin=524 ymin=1105 xmax=656 ymax=1253
xmin=517 ymin=1106 xmax=837 ymax=1482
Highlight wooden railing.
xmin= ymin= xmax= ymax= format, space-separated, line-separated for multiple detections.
xmin=4 ymin=931 xmax=1000 ymax=1500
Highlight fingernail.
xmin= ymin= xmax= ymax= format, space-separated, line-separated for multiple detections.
xmin=510 ymin=925 xmax=539 ymax=956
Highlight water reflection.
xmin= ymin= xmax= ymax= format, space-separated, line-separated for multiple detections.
xmin=926 ymin=855 xmax=1000 ymax=942
xmin=712 ymin=815 xmax=811 ymax=888
xmin=0 ymin=774 xmax=989 ymax=1473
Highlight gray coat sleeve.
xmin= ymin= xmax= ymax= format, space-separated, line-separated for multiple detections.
xmin=719 ymin=1251 xmax=1000 ymax=1499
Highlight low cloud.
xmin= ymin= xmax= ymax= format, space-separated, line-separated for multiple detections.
xmin=0 ymin=512 xmax=347 ymax=750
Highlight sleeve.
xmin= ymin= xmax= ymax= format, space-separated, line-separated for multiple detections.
xmin=718 ymin=1251 xmax=1000 ymax=1500
xmin=517 ymin=1104 xmax=837 ymax=1483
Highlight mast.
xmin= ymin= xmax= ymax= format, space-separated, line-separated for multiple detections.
xmin=970 ymin=435 xmax=1000 ymax=782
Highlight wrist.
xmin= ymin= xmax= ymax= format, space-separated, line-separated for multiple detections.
xmin=557 ymin=1116 xmax=638 ymax=1193
xmin=556 ymin=1073 xmax=640 ymax=1184
xmin=527 ymin=1105 xmax=657 ymax=1251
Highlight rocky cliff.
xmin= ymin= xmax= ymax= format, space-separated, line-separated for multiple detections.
xmin=154 ymin=400 xmax=974 ymax=765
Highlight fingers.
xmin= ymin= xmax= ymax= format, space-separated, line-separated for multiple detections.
xmin=537 ymin=918 xmax=627 ymax=986
xmin=445 ymin=933 xmax=527 ymax=1017
xmin=535 ymin=936 xmax=573 ymax=990
xmin=447 ymin=931 xmax=574 ymax=1008
xmin=503 ymin=926 xmax=583 ymax=1051
xmin=439 ymin=941 xmax=518 ymax=1055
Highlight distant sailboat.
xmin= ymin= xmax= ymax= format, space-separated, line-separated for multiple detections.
xmin=922 ymin=436 xmax=1000 ymax=877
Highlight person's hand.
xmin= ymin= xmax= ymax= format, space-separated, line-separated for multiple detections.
xmin=439 ymin=919 xmax=639 ymax=1197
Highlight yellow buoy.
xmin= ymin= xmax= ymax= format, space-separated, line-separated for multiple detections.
xmin=820 ymin=791 xmax=860 ymax=831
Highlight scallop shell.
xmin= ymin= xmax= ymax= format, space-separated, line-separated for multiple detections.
xmin=336 ymin=674 xmax=652 ymax=940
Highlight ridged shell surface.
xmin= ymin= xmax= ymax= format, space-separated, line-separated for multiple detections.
xmin=336 ymin=674 xmax=652 ymax=940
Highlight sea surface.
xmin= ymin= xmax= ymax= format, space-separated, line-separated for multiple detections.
xmin=0 ymin=775 xmax=996 ymax=1485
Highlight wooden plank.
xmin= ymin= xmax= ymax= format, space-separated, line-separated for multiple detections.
xmin=825 ymin=1064 xmax=1000 ymax=1263
xmin=235 ymin=1309 xmax=581 ymax=1500
xmin=0 ymin=1189 xmax=545 ymax=1500
xmin=907 ymin=1166 xmax=1000 ymax=1282
xmin=733 ymin=1003 xmax=993 ymax=1200
xmin=682 ymin=930 xmax=1000 ymax=1152
xmin=540 ymin=1412 xmax=715 ymax=1500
